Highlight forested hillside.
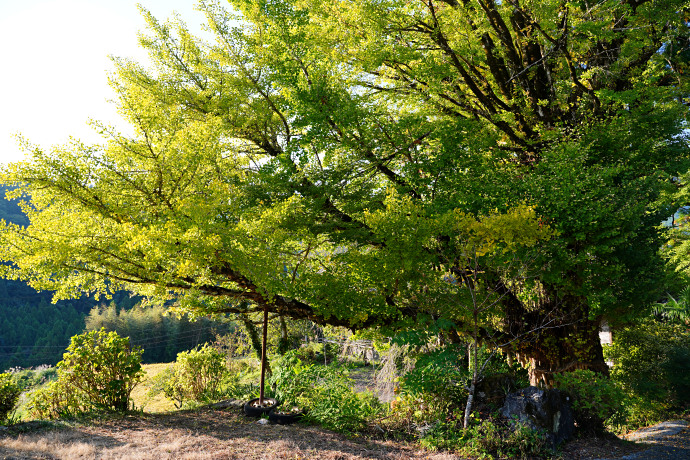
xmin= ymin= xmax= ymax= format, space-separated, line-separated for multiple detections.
xmin=0 ymin=186 xmax=90 ymax=370
xmin=0 ymin=186 xmax=28 ymax=227
xmin=0 ymin=186 xmax=225 ymax=370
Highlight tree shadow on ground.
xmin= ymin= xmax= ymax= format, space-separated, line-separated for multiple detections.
xmin=0 ymin=408 xmax=459 ymax=459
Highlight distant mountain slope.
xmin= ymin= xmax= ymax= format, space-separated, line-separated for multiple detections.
xmin=0 ymin=185 xmax=29 ymax=227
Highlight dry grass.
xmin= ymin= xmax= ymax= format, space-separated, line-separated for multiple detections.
xmin=0 ymin=407 xmax=460 ymax=459
xmin=130 ymin=363 xmax=177 ymax=413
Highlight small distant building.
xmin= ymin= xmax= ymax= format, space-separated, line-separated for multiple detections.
xmin=599 ymin=320 xmax=612 ymax=345
xmin=599 ymin=320 xmax=613 ymax=367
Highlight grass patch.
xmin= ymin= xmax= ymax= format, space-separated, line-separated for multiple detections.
xmin=131 ymin=363 xmax=177 ymax=413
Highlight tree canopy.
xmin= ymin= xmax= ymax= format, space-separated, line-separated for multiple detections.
xmin=1 ymin=0 xmax=688 ymax=382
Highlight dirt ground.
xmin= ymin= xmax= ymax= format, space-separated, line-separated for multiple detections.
xmin=0 ymin=405 xmax=457 ymax=460
xmin=1 ymin=401 xmax=685 ymax=459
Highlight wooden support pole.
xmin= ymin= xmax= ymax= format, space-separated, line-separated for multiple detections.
xmin=259 ymin=308 xmax=268 ymax=404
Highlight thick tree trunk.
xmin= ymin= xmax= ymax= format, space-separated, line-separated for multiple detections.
xmin=499 ymin=281 xmax=609 ymax=387
xmin=518 ymin=318 xmax=608 ymax=387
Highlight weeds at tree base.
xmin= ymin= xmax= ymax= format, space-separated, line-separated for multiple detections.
xmin=404 ymin=414 xmax=552 ymax=459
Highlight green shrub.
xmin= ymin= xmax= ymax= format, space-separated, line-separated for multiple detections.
xmin=608 ymin=394 xmax=668 ymax=433
xmin=172 ymin=344 xmax=226 ymax=401
xmin=151 ymin=345 xmax=228 ymax=407
xmin=604 ymin=320 xmax=690 ymax=408
xmin=503 ymin=421 xmax=551 ymax=459
xmin=26 ymin=378 xmax=89 ymax=420
xmin=270 ymin=351 xmax=383 ymax=433
xmin=0 ymin=372 xmax=21 ymax=422
xmin=291 ymin=342 xmax=338 ymax=364
xmin=398 ymin=346 xmax=469 ymax=419
xmin=420 ymin=418 xmax=550 ymax=458
xmin=27 ymin=329 xmax=144 ymax=418
xmin=304 ymin=373 xmax=382 ymax=433
xmin=58 ymin=328 xmax=144 ymax=412
xmin=553 ymin=369 xmax=624 ymax=431
xmin=270 ymin=351 xmax=318 ymax=406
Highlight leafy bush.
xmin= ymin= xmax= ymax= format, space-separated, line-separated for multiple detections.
xmin=0 ymin=372 xmax=21 ymax=422
xmin=58 ymin=328 xmax=144 ymax=412
xmin=554 ymin=369 xmax=625 ymax=431
xmin=150 ymin=345 xmax=228 ymax=407
xmin=400 ymin=346 xmax=468 ymax=405
xmin=270 ymin=351 xmax=383 ymax=433
xmin=420 ymin=418 xmax=550 ymax=458
xmin=304 ymin=372 xmax=382 ymax=433
xmin=27 ymin=378 xmax=89 ymax=420
xmin=172 ymin=345 xmax=226 ymax=401
xmin=393 ymin=344 xmax=525 ymax=425
xmin=290 ymin=342 xmax=339 ymax=364
xmin=503 ymin=421 xmax=551 ymax=459
xmin=609 ymin=394 xmax=668 ymax=434
xmin=27 ymin=329 xmax=144 ymax=418
xmin=604 ymin=320 xmax=690 ymax=408
xmin=269 ymin=351 xmax=316 ymax=407
xmin=396 ymin=346 xmax=469 ymax=422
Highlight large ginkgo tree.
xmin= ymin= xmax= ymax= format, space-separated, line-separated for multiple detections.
xmin=1 ymin=0 xmax=688 ymax=385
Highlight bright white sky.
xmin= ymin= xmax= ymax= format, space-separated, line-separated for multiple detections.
xmin=0 ymin=0 xmax=212 ymax=166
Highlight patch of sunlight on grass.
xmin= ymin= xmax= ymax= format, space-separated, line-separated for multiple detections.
xmin=131 ymin=363 xmax=176 ymax=413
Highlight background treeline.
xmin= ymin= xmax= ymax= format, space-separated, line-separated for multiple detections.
xmin=0 ymin=289 xmax=87 ymax=370
xmin=0 ymin=185 xmax=226 ymax=370
xmin=84 ymin=303 xmax=228 ymax=363
xmin=0 ymin=278 xmax=140 ymax=371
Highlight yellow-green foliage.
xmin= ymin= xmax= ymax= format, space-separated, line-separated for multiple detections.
xmin=27 ymin=329 xmax=144 ymax=418
xmin=0 ymin=0 xmax=686 ymax=391
xmin=27 ymin=378 xmax=89 ymax=420
xmin=554 ymin=369 xmax=625 ymax=431
xmin=154 ymin=345 xmax=228 ymax=407
xmin=0 ymin=372 xmax=21 ymax=422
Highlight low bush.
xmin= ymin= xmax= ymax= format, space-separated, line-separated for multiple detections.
xmin=554 ymin=369 xmax=625 ymax=432
xmin=27 ymin=378 xmax=89 ymax=420
xmin=26 ymin=329 xmax=144 ymax=419
xmin=604 ymin=320 xmax=690 ymax=408
xmin=148 ymin=345 xmax=229 ymax=407
xmin=304 ymin=372 xmax=382 ymax=433
xmin=59 ymin=329 xmax=144 ymax=412
xmin=290 ymin=342 xmax=340 ymax=364
xmin=0 ymin=372 xmax=21 ymax=422
xmin=269 ymin=351 xmax=316 ymax=407
xmin=171 ymin=345 xmax=226 ymax=401
xmin=399 ymin=346 xmax=469 ymax=415
xmin=270 ymin=351 xmax=383 ymax=433
xmin=390 ymin=345 xmax=469 ymax=429
xmin=419 ymin=417 xmax=550 ymax=458
xmin=608 ymin=395 xmax=668 ymax=434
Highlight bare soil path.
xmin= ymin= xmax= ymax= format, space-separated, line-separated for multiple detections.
xmin=612 ymin=420 xmax=690 ymax=460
